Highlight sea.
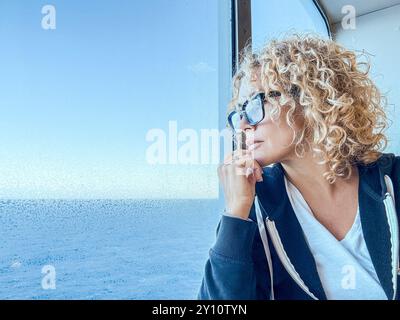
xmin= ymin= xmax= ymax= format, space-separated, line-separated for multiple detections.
xmin=0 ymin=199 xmax=222 ymax=299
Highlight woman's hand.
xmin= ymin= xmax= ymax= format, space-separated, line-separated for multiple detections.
xmin=218 ymin=148 xmax=264 ymax=219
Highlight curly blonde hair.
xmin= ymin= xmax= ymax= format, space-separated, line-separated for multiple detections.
xmin=228 ymin=32 xmax=388 ymax=183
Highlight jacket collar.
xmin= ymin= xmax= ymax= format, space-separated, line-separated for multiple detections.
xmin=357 ymin=160 xmax=393 ymax=299
xmin=255 ymin=160 xmax=393 ymax=300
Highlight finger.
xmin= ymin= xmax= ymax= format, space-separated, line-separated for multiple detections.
xmin=246 ymin=161 xmax=263 ymax=182
xmin=223 ymin=152 xmax=236 ymax=165
xmin=245 ymin=167 xmax=254 ymax=178
xmin=234 ymin=130 xmax=246 ymax=151
xmin=234 ymin=157 xmax=263 ymax=181
xmin=234 ymin=154 xmax=254 ymax=167
xmin=254 ymin=166 xmax=263 ymax=182
xmin=247 ymin=169 xmax=258 ymax=185
xmin=234 ymin=166 xmax=251 ymax=177
xmin=233 ymin=148 xmax=249 ymax=158
xmin=235 ymin=166 xmax=257 ymax=182
xmin=223 ymin=148 xmax=249 ymax=165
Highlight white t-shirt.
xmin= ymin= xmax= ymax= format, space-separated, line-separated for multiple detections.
xmin=284 ymin=175 xmax=387 ymax=300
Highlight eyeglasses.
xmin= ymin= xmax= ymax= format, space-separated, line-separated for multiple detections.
xmin=227 ymin=91 xmax=280 ymax=131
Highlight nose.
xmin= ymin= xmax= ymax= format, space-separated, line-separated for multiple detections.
xmin=239 ymin=115 xmax=252 ymax=131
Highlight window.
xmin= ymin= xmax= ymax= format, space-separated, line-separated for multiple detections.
xmin=0 ymin=0 xmax=229 ymax=299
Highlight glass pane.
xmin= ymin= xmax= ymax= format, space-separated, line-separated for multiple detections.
xmin=251 ymin=0 xmax=329 ymax=49
xmin=0 ymin=0 xmax=226 ymax=299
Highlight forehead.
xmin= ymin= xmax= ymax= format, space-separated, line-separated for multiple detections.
xmin=237 ymin=76 xmax=262 ymax=105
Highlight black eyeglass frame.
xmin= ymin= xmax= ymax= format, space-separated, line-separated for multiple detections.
xmin=227 ymin=92 xmax=266 ymax=131
xmin=227 ymin=85 xmax=300 ymax=131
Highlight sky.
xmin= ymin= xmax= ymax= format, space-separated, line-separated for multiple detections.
xmin=0 ymin=0 xmax=220 ymax=199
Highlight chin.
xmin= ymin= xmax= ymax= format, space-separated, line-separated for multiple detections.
xmin=251 ymin=147 xmax=287 ymax=167
xmin=251 ymin=150 xmax=274 ymax=167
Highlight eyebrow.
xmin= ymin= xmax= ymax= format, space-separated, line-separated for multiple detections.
xmin=238 ymin=91 xmax=259 ymax=105
xmin=248 ymin=91 xmax=258 ymax=98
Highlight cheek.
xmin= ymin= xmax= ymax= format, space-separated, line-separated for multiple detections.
xmin=251 ymin=116 xmax=299 ymax=166
xmin=248 ymin=102 xmax=305 ymax=162
xmin=257 ymin=118 xmax=296 ymax=147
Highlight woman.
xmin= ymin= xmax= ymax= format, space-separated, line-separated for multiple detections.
xmin=197 ymin=33 xmax=399 ymax=300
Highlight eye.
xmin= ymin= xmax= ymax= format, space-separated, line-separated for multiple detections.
xmin=268 ymin=90 xmax=281 ymax=97
xmin=267 ymin=91 xmax=281 ymax=98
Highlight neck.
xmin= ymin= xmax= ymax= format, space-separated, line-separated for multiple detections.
xmin=280 ymin=152 xmax=358 ymax=200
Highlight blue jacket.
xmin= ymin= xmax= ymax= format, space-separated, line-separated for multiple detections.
xmin=197 ymin=153 xmax=400 ymax=300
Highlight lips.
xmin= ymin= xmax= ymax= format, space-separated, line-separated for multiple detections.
xmin=247 ymin=140 xmax=263 ymax=150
